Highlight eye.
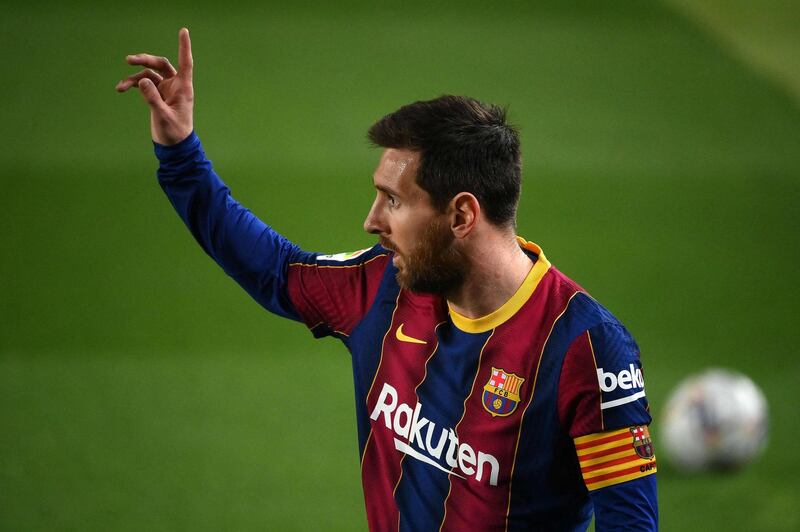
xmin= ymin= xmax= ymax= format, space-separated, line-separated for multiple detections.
xmin=388 ymin=195 xmax=398 ymax=207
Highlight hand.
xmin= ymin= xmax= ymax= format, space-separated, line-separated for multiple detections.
xmin=116 ymin=28 xmax=194 ymax=146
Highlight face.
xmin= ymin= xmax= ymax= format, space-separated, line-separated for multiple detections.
xmin=363 ymin=149 xmax=467 ymax=294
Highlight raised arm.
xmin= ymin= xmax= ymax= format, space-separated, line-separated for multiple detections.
xmin=115 ymin=29 xmax=389 ymax=332
xmin=116 ymin=29 xmax=312 ymax=320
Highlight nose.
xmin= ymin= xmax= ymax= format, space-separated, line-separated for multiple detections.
xmin=363 ymin=196 xmax=385 ymax=235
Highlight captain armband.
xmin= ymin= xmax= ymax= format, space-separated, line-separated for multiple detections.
xmin=574 ymin=426 xmax=657 ymax=491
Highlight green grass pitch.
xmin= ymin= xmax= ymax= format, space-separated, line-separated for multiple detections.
xmin=1 ymin=1 xmax=798 ymax=530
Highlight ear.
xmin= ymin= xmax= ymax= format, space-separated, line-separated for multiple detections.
xmin=449 ymin=192 xmax=480 ymax=238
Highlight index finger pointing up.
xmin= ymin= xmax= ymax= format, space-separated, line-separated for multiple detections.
xmin=178 ymin=27 xmax=193 ymax=79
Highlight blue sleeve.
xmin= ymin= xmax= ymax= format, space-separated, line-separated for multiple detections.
xmin=591 ymin=475 xmax=658 ymax=531
xmin=589 ymin=322 xmax=651 ymax=430
xmin=154 ymin=132 xmax=316 ymax=320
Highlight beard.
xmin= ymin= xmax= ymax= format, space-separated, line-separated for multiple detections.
xmin=386 ymin=219 xmax=467 ymax=295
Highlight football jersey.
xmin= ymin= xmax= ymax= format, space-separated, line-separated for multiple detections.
xmin=155 ymin=133 xmax=658 ymax=531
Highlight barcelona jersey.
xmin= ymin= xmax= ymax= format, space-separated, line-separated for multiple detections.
xmin=155 ymin=133 xmax=658 ymax=531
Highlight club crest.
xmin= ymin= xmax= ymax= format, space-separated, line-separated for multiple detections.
xmin=482 ymin=367 xmax=525 ymax=417
xmin=630 ymin=425 xmax=655 ymax=459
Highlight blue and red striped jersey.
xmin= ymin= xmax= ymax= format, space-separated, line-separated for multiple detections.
xmin=155 ymin=133 xmax=658 ymax=531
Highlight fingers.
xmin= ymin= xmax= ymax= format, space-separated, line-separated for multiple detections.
xmin=137 ymin=78 xmax=168 ymax=113
xmin=178 ymin=28 xmax=193 ymax=80
xmin=116 ymin=69 xmax=164 ymax=92
xmin=126 ymin=54 xmax=177 ymax=78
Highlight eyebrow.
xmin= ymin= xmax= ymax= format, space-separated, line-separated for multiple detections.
xmin=375 ymin=184 xmax=400 ymax=197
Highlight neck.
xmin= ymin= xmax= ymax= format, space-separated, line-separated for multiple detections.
xmin=447 ymin=230 xmax=533 ymax=319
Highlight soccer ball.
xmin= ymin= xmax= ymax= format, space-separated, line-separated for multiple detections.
xmin=660 ymin=368 xmax=768 ymax=472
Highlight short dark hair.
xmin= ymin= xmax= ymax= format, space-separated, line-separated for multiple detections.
xmin=368 ymin=95 xmax=522 ymax=227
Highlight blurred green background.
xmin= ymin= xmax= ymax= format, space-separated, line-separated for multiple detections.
xmin=2 ymin=0 xmax=798 ymax=530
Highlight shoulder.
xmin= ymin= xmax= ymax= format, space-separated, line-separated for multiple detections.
xmin=283 ymin=244 xmax=398 ymax=338
xmin=536 ymin=265 xmax=626 ymax=341
xmin=548 ymin=267 xmax=640 ymax=377
xmin=554 ymin=278 xmax=644 ymax=408
xmin=546 ymin=267 xmax=650 ymax=429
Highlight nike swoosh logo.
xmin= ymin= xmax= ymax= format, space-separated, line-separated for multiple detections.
xmin=396 ymin=323 xmax=427 ymax=345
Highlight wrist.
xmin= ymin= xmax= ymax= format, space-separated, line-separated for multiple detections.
xmin=154 ymin=130 xmax=201 ymax=162
xmin=152 ymin=124 xmax=194 ymax=146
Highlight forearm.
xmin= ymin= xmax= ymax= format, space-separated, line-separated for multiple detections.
xmin=155 ymin=132 xmax=309 ymax=319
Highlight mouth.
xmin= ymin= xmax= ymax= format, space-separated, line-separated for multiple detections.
xmin=379 ymin=239 xmax=403 ymax=267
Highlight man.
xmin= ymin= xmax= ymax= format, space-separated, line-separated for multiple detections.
xmin=117 ymin=29 xmax=657 ymax=531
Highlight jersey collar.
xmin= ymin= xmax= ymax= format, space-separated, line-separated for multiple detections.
xmin=448 ymin=238 xmax=551 ymax=334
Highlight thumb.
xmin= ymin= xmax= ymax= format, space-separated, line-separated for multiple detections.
xmin=138 ymin=78 xmax=167 ymax=112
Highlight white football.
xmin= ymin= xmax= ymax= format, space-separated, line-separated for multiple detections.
xmin=660 ymin=368 xmax=768 ymax=472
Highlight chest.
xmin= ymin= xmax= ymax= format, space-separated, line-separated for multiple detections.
xmin=354 ymin=289 xmax=566 ymax=483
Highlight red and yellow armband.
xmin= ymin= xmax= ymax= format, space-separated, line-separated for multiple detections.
xmin=574 ymin=425 xmax=657 ymax=491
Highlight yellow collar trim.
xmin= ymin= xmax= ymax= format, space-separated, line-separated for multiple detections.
xmin=448 ymin=238 xmax=551 ymax=334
